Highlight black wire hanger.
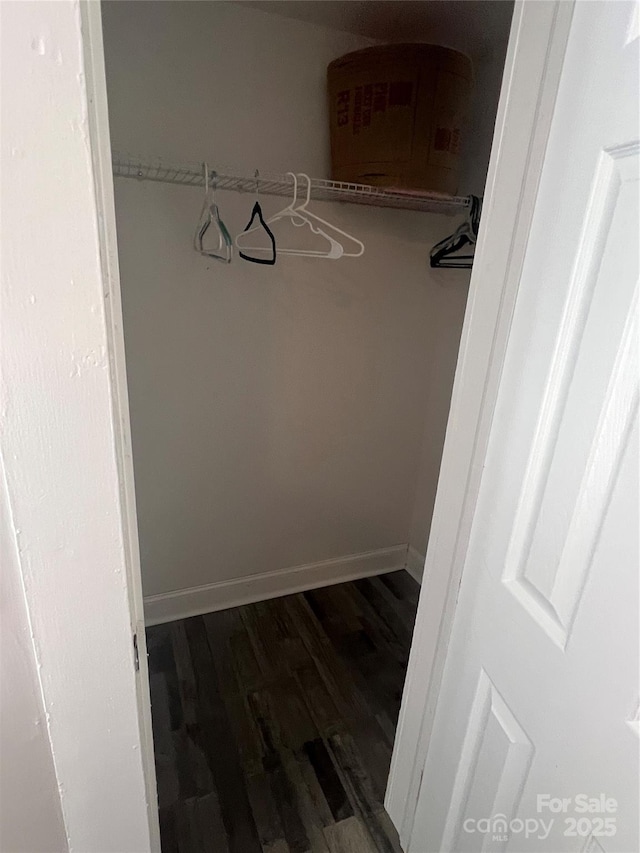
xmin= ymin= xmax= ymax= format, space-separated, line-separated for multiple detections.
xmin=237 ymin=171 xmax=277 ymax=266
xmin=430 ymin=195 xmax=482 ymax=269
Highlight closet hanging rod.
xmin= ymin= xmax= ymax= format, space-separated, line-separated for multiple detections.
xmin=111 ymin=152 xmax=471 ymax=216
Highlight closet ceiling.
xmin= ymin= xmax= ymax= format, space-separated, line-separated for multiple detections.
xmin=236 ymin=0 xmax=514 ymax=58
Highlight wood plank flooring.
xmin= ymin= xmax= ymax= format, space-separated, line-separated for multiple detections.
xmin=146 ymin=570 xmax=420 ymax=853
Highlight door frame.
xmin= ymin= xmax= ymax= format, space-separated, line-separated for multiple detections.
xmin=1 ymin=0 xmax=576 ymax=848
xmin=80 ymin=3 xmax=161 ymax=849
xmin=385 ymin=1 xmax=575 ymax=848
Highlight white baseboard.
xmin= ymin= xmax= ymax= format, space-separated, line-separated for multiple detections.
xmin=144 ymin=544 xmax=409 ymax=626
xmin=406 ymin=545 xmax=426 ymax=584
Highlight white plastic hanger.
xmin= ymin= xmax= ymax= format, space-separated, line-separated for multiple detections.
xmin=194 ymin=163 xmax=232 ymax=263
xmin=294 ymin=173 xmax=365 ymax=258
xmin=235 ymin=172 xmax=344 ymax=259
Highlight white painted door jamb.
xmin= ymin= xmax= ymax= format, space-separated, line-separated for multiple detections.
xmin=385 ymin=2 xmax=575 ymax=847
xmin=80 ymin=2 xmax=160 ymax=849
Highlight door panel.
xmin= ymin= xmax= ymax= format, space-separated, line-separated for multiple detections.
xmin=410 ymin=2 xmax=639 ymax=851
xmin=503 ymin=143 xmax=638 ymax=650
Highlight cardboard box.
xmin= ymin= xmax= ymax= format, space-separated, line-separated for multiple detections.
xmin=328 ymin=44 xmax=473 ymax=193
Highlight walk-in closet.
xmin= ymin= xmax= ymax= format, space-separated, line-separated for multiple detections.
xmin=101 ymin=1 xmax=513 ymax=849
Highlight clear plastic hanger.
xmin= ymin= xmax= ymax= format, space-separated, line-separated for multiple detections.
xmin=294 ymin=173 xmax=365 ymax=258
xmin=235 ymin=172 xmax=344 ymax=259
xmin=194 ymin=163 xmax=232 ymax=263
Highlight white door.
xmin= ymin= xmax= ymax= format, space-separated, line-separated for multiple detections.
xmin=410 ymin=2 xmax=639 ymax=852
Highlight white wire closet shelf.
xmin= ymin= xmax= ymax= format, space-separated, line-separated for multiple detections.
xmin=112 ymin=152 xmax=471 ymax=216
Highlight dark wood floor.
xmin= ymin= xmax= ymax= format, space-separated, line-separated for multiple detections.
xmin=146 ymin=570 xmax=420 ymax=853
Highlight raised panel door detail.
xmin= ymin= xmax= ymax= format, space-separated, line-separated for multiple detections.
xmin=502 ymin=143 xmax=639 ymax=648
xmin=440 ymin=669 xmax=534 ymax=852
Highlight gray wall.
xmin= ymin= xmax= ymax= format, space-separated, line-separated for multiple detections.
xmin=102 ymin=1 xmax=508 ymax=596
